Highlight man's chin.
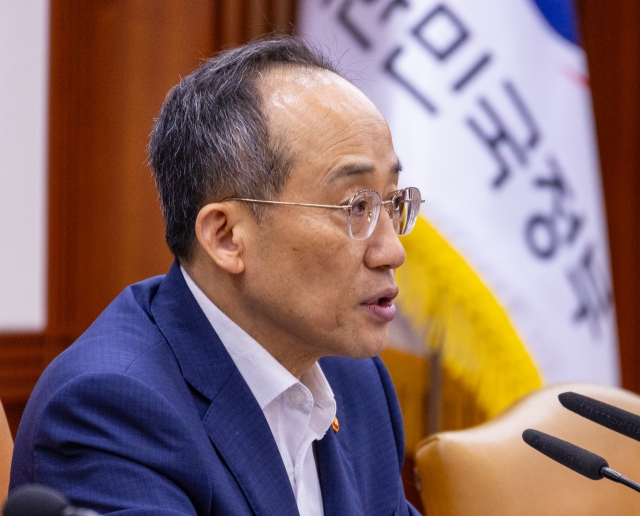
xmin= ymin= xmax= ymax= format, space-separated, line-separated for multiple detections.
xmin=340 ymin=329 xmax=389 ymax=359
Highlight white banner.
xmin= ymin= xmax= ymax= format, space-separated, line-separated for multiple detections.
xmin=299 ymin=0 xmax=619 ymax=384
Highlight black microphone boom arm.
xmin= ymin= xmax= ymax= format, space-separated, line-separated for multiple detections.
xmin=601 ymin=467 xmax=640 ymax=494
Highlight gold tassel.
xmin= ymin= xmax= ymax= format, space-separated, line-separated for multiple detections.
xmin=394 ymin=215 xmax=543 ymax=432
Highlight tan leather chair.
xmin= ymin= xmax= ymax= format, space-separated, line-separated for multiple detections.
xmin=0 ymin=401 xmax=13 ymax=506
xmin=415 ymin=383 xmax=640 ymax=515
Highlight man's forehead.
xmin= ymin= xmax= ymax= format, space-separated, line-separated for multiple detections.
xmin=258 ymin=65 xmax=397 ymax=192
xmin=259 ymin=66 xmax=373 ymax=113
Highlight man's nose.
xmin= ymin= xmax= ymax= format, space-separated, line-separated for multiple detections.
xmin=363 ymin=208 xmax=406 ymax=270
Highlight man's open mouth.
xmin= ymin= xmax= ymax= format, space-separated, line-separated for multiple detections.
xmin=361 ymin=288 xmax=399 ymax=322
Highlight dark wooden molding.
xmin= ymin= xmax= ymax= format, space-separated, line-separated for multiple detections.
xmin=577 ymin=0 xmax=640 ymax=393
xmin=0 ymin=334 xmax=45 ymax=403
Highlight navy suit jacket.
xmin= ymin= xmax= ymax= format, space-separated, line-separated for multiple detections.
xmin=10 ymin=262 xmax=419 ymax=515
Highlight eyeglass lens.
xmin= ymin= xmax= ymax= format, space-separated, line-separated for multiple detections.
xmin=348 ymin=187 xmax=422 ymax=240
xmin=348 ymin=190 xmax=380 ymax=240
xmin=395 ymin=187 xmax=421 ymax=236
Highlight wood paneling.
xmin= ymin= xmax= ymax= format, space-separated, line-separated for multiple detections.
xmin=577 ymin=0 xmax=640 ymax=393
xmin=0 ymin=335 xmax=44 ymax=404
xmin=49 ymin=1 xmax=214 ymax=340
xmin=217 ymin=0 xmax=296 ymax=48
xmin=0 ymin=335 xmax=45 ymax=436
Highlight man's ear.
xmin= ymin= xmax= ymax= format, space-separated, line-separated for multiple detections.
xmin=195 ymin=203 xmax=247 ymax=274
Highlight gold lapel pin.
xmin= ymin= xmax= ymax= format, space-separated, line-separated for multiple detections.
xmin=332 ymin=416 xmax=339 ymax=432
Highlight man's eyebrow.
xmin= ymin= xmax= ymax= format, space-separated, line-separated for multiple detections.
xmin=328 ymin=160 xmax=402 ymax=183
xmin=329 ymin=163 xmax=375 ymax=183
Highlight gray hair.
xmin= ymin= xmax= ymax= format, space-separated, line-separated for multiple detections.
xmin=148 ymin=36 xmax=338 ymax=261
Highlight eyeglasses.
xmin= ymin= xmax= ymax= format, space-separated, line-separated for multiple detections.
xmin=222 ymin=186 xmax=424 ymax=240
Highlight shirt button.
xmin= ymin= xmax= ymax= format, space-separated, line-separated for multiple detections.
xmin=290 ymin=390 xmax=305 ymax=406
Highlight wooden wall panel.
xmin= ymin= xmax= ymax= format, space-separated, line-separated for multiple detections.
xmin=577 ymin=0 xmax=640 ymax=393
xmin=0 ymin=336 xmax=45 ymax=403
xmin=0 ymin=335 xmax=45 ymax=435
xmin=217 ymin=0 xmax=296 ymax=48
xmin=56 ymin=1 xmax=215 ymax=340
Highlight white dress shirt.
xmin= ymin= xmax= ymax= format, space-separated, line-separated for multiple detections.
xmin=181 ymin=267 xmax=336 ymax=516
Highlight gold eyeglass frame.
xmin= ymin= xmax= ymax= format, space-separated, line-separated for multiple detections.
xmin=222 ymin=187 xmax=425 ymax=240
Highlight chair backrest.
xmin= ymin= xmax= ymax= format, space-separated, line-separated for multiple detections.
xmin=0 ymin=401 xmax=13 ymax=506
xmin=415 ymin=383 xmax=640 ymax=516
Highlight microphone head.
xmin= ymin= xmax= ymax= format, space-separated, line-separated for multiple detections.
xmin=3 ymin=484 xmax=68 ymax=516
xmin=559 ymin=391 xmax=640 ymax=442
xmin=522 ymin=429 xmax=608 ymax=480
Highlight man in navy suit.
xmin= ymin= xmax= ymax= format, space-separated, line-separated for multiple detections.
xmin=11 ymin=37 xmax=423 ymax=515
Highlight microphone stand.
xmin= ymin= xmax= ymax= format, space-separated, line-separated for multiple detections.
xmin=602 ymin=467 xmax=640 ymax=494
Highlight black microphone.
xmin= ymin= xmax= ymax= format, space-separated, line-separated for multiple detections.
xmin=522 ymin=429 xmax=640 ymax=494
xmin=3 ymin=484 xmax=100 ymax=516
xmin=522 ymin=428 xmax=607 ymax=479
xmin=559 ymin=391 xmax=640 ymax=442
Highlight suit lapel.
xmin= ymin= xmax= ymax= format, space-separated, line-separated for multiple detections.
xmin=315 ymin=392 xmax=364 ymax=516
xmin=203 ymin=369 xmax=299 ymax=515
xmin=151 ymin=262 xmax=299 ymax=516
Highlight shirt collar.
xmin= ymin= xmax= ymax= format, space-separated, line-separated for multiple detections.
xmin=180 ymin=267 xmax=334 ymax=411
